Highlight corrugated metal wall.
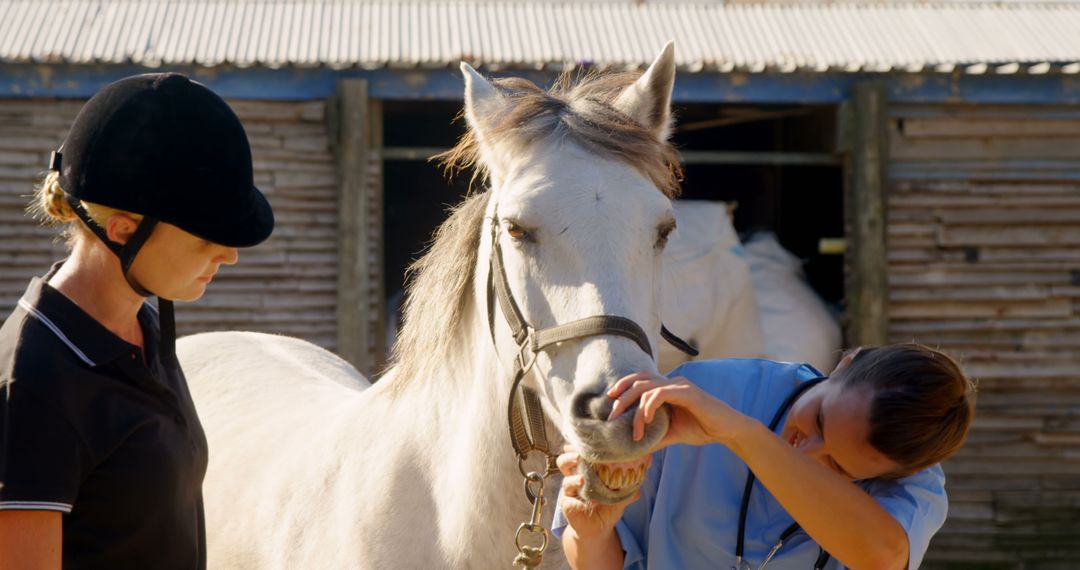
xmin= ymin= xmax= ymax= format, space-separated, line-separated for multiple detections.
xmin=0 ymin=98 xmax=340 ymax=350
xmin=887 ymin=104 xmax=1080 ymax=568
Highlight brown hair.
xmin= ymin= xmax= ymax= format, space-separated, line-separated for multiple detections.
xmin=28 ymin=170 xmax=142 ymax=247
xmin=838 ymin=344 xmax=976 ymax=477
xmin=437 ymin=68 xmax=683 ymax=199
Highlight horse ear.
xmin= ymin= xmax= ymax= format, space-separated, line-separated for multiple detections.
xmin=460 ymin=63 xmax=510 ymax=180
xmin=614 ymin=41 xmax=676 ymax=141
xmin=461 ymin=63 xmax=504 ymax=141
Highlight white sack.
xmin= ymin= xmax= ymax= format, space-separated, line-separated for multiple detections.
xmin=744 ymin=232 xmax=841 ymax=373
xmin=660 ymin=200 xmax=765 ymax=372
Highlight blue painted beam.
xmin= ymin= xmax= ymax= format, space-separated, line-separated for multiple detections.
xmin=2 ymin=63 xmax=1079 ymax=105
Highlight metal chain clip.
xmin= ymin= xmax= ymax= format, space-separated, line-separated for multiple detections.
xmin=513 ymin=471 xmax=550 ymax=569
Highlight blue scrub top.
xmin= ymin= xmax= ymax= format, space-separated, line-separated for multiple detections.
xmin=553 ymin=358 xmax=949 ymax=570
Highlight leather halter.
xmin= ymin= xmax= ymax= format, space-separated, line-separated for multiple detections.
xmin=485 ymin=210 xmax=699 ymax=470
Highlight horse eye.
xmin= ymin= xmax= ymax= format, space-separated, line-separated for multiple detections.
xmin=507 ymin=222 xmax=529 ymax=240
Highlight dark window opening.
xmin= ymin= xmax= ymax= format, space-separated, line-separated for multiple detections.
xmin=671 ymin=103 xmax=844 ymax=308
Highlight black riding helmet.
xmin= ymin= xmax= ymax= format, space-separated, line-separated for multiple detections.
xmin=49 ymin=72 xmax=274 ymax=362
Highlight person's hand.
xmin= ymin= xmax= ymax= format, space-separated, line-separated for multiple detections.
xmin=556 ymin=451 xmax=641 ymax=540
xmin=606 ymin=371 xmax=752 ymax=449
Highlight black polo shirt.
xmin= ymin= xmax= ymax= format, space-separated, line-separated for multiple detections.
xmin=0 ymin=263 xmax=208 ymax=569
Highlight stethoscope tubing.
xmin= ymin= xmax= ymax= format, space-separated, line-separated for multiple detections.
xmin=734 ymin=377 xmax=832 ymax=570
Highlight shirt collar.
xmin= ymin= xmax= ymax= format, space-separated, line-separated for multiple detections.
xmin=18 ymin=260 xmax=155 ymax=367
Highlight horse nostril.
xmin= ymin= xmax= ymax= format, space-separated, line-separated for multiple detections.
xmin=572 ymin=389 xmax=614 ymax=422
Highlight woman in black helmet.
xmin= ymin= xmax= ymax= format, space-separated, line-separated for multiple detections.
xmin=0 ymin=73 xmax=273 ymax=569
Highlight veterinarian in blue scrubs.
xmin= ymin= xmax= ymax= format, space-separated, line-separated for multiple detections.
xmin=0 ymin=73 xmax=273 ymax=569
xmin=555 ymin=344 xmax=975 ymax=569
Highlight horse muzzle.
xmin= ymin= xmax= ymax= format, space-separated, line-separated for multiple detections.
xmin=570 ymin=390 xmax=671 ymax=503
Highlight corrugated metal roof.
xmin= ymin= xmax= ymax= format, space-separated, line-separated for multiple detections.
xmin=0 ymin=1 xmax=1078 ymax=73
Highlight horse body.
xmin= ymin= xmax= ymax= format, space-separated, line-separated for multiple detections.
xmin=180 ymin=326 xmax=531 ymax=569
xmin=181 ymin=45 xmax=683 ymax=569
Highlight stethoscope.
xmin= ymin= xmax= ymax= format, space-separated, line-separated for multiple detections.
xmin=734 ymin=377 xmax=833 ymax=570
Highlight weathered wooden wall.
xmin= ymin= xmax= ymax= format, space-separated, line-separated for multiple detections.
xmin=887 ymin=104 xmax=1080 ymax=569
xmin=330 ymin=80 xmax=385 ymax=376
xmin=0 ymin=99 xmax=340 ymax=351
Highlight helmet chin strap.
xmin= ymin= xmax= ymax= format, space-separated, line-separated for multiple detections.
xmin=65 ymin=194 xmax=159 ymax=296
xmin=65 ymin=194 xmax=177 ymax=366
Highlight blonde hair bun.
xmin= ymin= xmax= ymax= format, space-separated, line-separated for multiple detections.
xmin=29 ymin=171 xmax=78 ymax=224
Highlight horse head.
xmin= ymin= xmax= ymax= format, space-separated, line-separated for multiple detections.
xmin=459 ymin=44 xmax=681 ymax=504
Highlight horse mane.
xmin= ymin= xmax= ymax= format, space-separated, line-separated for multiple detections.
xmin=384 ymin=190 xmax=489 ymax=390
xmin=385 ymin=68 xmax=682 ymax=391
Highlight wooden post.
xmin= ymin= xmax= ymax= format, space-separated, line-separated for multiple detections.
xmin=331 ymin=79 xmax=385 ymax=376
xmin=844 ymin=81 xmax=889 ymax=347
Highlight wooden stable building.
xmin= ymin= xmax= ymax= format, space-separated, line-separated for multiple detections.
xmin=1 ymin=1 xmax=1078 ymax=567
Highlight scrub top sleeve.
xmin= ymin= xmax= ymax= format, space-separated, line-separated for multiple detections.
xmin=552 ymin=492 xmax=570 ymax=539
xmin=865 ymin=465 xmax=949 ymax=570
xmin=614 ymin=519 xmax=646 ymax=570
xmin=0 ymin=380 xmax=87 ymax=512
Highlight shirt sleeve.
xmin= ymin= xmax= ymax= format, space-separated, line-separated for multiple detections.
xmin=862 ymin=465 xmax=949 ymax=570
xmin=0 ymin=377 xmax=87 ymax=513
xmin=551 ymin=491 xmax=570 ymax=539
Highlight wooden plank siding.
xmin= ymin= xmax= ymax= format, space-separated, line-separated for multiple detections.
xmin=888 ymin=105 xmax=1080 ymax=568
xmin=0 ymin=98 xmax=340 ymax=351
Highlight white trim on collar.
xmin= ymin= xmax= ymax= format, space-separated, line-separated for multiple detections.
xmin=0 ymin=501 xmax=74 ymax=513
xmin=17 ymin=298 xmax=97 ymax=367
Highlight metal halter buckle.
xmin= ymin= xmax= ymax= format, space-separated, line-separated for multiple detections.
xmin=517 ymin=451 xmax=559 ymax=480
xmin=516 ymin=328 xmax=538 ymax=376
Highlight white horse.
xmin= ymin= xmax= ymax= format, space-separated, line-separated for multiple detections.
xmin=179 ymin=45 xmax=684 ymax=569
xmin=659 ymin=200 xmax=764 ymax=372
xmin=744 ymin=231 xmax=842 ymax=373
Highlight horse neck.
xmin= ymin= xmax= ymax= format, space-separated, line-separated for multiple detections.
xmin=379 ymin=295 xmax=545 ymax=564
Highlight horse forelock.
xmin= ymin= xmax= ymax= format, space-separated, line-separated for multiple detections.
xmin=384 ymin=191 xmax=490 ymax=391
xmin=439 ymin=68 xmax=683 ymax=199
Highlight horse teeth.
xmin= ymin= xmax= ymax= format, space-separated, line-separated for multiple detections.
xmin=594 ymin=463 xmax=647 ymax=490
